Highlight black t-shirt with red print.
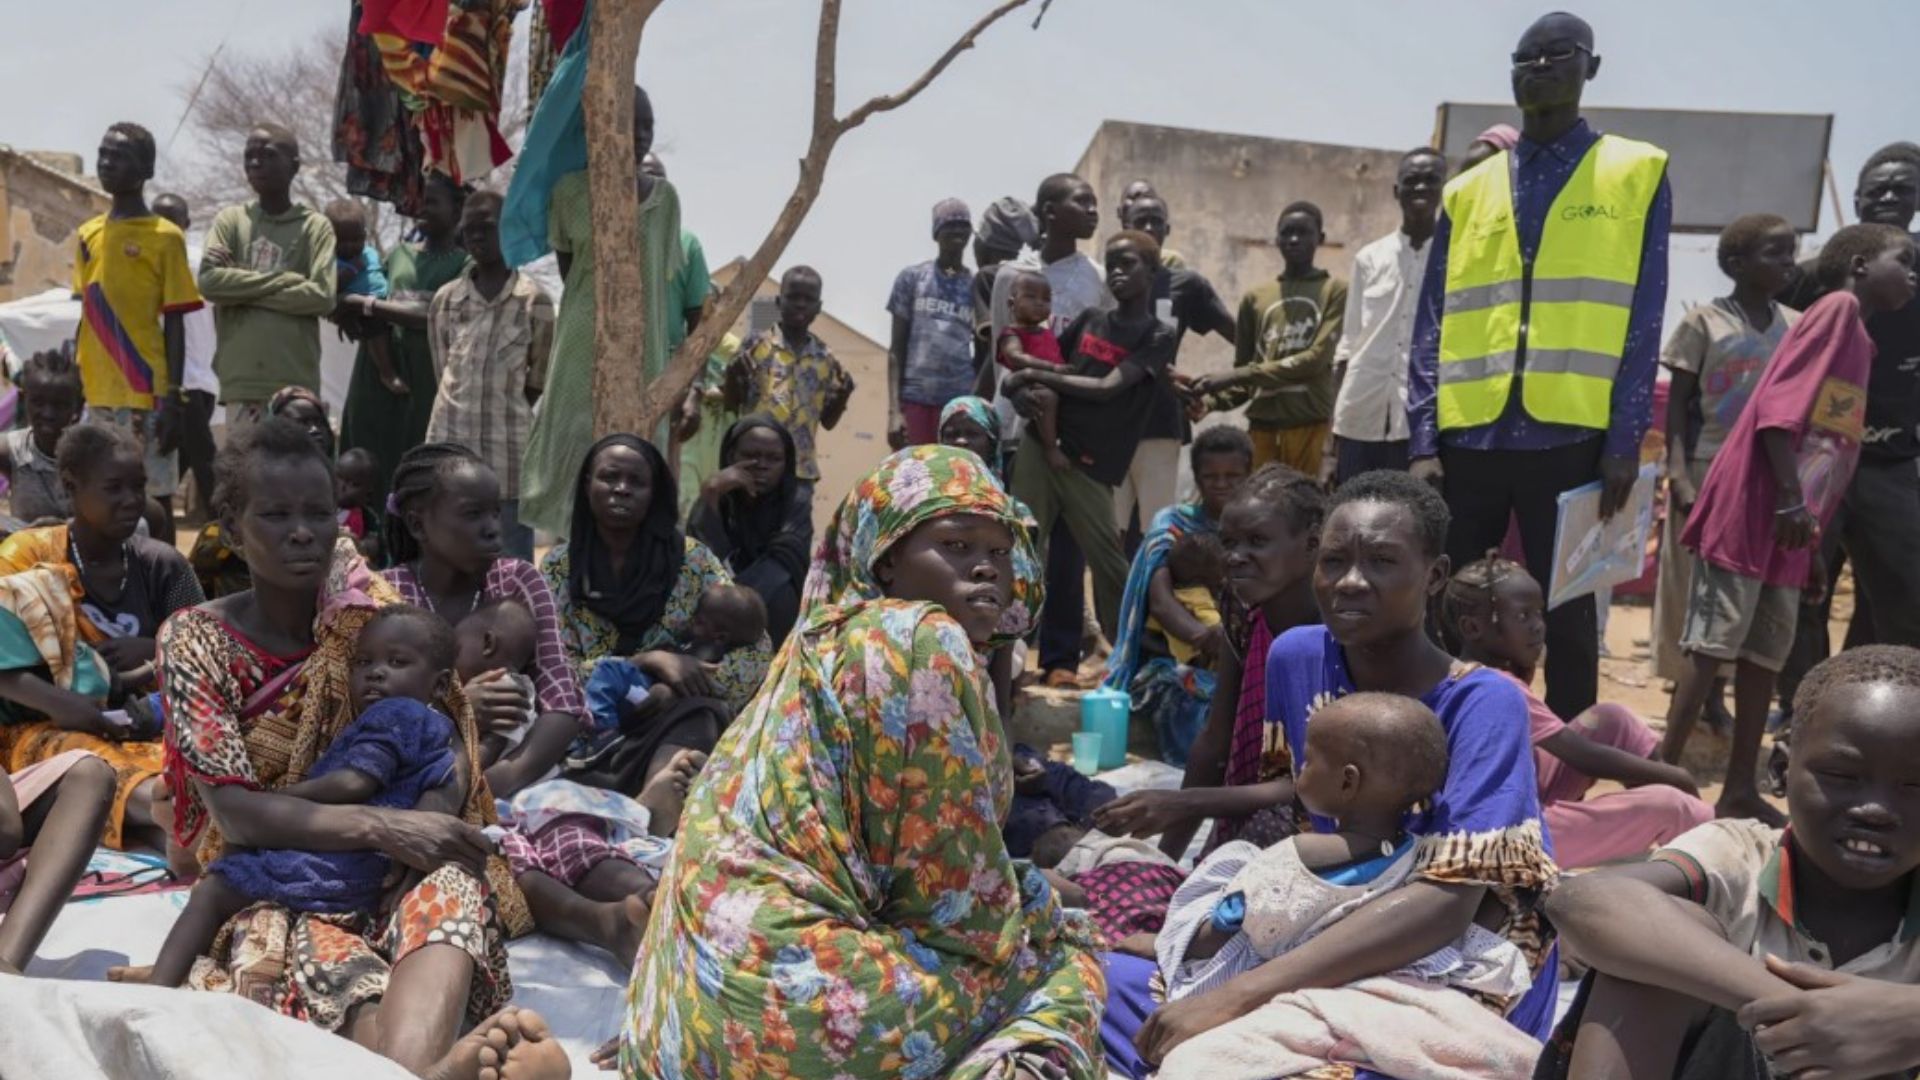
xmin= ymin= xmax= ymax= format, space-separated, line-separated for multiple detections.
xmin=1051 ymin=307 xmax=1178 ymax=486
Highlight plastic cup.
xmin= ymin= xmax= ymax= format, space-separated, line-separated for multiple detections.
xmin=1072 ymin=731 xmax=1104 ymax=776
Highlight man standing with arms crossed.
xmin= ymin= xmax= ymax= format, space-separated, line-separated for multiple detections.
xmin=1407 ymin=11 xmax=1671 ymax=721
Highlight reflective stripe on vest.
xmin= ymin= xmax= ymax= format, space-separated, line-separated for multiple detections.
xmin=1436 ymin=134 xmax=1668 ymax=431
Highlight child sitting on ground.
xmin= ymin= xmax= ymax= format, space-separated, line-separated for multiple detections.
xmin=1147 ymin=532 xmax=1224 ymax=666
xmin=996 ymin=270 xmax=1071 ymax=471
xmin=0 ymin=349 xmax=84 ymax=526
xmin=1447 ymin=551 xmax=1711 ymax=869
xmin=1541 ymin=646 xmax=1920 ymax=1080
xmin=1151 ymin=692 xmax=1542 ymax=1080
xmin=334 ymin=447 xmax=382 ymax=563
xmin=456 ymin=587 xmax=705 ymax=965
xmin=143 ymin=605 xmax=459 ymax=987
xmin=1000 ymin=744 xmax=1187 ymax=953
xmin=326 ymin=200 xmax=407 ymax=396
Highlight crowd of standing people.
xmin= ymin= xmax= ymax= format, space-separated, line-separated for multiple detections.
xmin=3 ymin=7 xmax=1920 ymax=1080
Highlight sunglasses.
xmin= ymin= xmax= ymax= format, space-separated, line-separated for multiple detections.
xmin=1511 ymin=42 xmax=1591 ymax=69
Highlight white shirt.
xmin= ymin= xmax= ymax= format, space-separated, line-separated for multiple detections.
xmin=1329 ymin=229 xmax=1431 ymax=442
xmin=182 ymin=246 xmax=218 ymax=393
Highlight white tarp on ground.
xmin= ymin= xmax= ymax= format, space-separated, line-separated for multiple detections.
xmin=0 ymin=759 xmax=1197 ymax=1079
xmin=12 ymin=850 xmax=629 ymax=1078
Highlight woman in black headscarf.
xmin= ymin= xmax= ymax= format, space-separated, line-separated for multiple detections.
xmin=540 ymin=434 xmax=773 ymax=791
xmin=687 ymin=416 xmax=813 ymax=645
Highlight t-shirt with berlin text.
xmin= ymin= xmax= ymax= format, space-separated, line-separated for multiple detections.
xmin=886 ymin=259 xmax=977 ymax=406
xmin=1052 ymin=307 xmax=1178 ymax=486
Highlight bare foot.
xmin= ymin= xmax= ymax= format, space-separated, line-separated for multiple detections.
xmin=0 ymin=957 xmax=20 ymax=976
xmin=423 ymin=1007 xmax=571 ymax=1080
xmin=635 ymin=748 xmax=706 ymax=838
xmin=106 ymin=964 xmax=154 ymax=984
xmin=1716 ymin=790 xmax=1787 ymax=828
xmin=616 ymin=892 xmax=650 ymax=963
xmin=586 ymin=890 xmax=652 ymax=965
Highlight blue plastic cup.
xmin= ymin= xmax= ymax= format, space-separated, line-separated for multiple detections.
xmin=1072 ymin=731 xmax=1104 ymax=775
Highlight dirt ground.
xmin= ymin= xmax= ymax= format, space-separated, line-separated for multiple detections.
xmin=1567 ymin=577 xmax=1854 ymax=811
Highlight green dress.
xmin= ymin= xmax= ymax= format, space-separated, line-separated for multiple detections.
xmin=340 ymin=242 xmax=468 ymax=489
xmin=519 ymin=171 xmax=684 ymax=535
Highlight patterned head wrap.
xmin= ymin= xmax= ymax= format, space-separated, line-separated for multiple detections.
xmin=799 ymin=445 xmax=1040 ymax=646
xmin=937 ymin=395 xmax=1004 ymax=475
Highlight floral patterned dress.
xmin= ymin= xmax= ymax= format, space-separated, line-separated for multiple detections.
xmin=158 ymin=540 xmax=520 ymax=1030
xmin=622 ymin=445 xmax=1106 ymax=1080
xmin=539 ymin=536 xmax=771 ymax=716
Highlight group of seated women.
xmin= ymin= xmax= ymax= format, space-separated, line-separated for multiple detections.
xmin=2 ymin=390 xmax=1915 ymax=1080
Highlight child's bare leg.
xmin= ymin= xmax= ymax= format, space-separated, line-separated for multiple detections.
xmin=1658 ymin=651 xmax=1721 ymax=765
xmin=1566 ymin=972 xmax=1714 ymax=1080
xmin=1718 ymin=659 xmax=1787 ymax=826
xmin=519 ymin=868 xmax=651 ymax=964
xmin=368 ymin=334 xmax=408 ymax=395
xmin=138 ymin=871 xmax=251 ymax=987
xmin=1036 ymin=390 xmax=1071 ymax=470
xmin=0 ymin=756 xmax=113 ymax=973
xmin=635 ymin=747 xmax=705 ymax=837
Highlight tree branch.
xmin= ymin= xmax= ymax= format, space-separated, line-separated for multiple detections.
xmin=811 ymin=0 xmax=841 ymax=143
xmin=584 ymin=0 xmax=667 ymax=439
xmin=631 ymin=0 xmax=1041 ymax=436
xmin=836 ymin=0 xmax=1034 ymax=133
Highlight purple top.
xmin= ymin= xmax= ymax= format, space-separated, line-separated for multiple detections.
xmin=384 ymin=557 xmax=586 ymax=719
xmin=1408 ymin=119 xmax=1671 ymax=460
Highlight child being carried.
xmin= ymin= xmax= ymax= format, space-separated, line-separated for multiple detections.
xmin=580 ymin=584 xmax=767 ymax=747
xmin=145 ymin=605 xmax=462 ymax=987
xmin=1146 ymin=532 xmax=1224 ymax=666
xmin=1152 ymin=692 xmax=1541 ymax=1080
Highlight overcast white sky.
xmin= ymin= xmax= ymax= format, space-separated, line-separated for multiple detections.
xmin=8 ymin=0 xmax=1919 ymax=340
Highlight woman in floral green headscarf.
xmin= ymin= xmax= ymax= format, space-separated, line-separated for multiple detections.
xmin=622 ymin=445 xmax=1106 ymax=1080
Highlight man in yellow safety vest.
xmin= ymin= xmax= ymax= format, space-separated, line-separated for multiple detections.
xmin=1406 ymin=11 xmax=1671 ymax=721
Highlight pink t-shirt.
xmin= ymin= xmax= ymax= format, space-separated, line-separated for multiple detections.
xmin=1680 ymin=291 xmax=1873 ymax=588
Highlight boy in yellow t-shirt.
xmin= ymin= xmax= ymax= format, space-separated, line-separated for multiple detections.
xmin=72 ymin=122 xmax=202 ymax=532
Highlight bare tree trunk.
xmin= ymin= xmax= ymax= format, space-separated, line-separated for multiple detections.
xmin=585 ymin=0 xmax=665 ymax=439
xmin=598 ymin=0 xmax=1040 ymax=438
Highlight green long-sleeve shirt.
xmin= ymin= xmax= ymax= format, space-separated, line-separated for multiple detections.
xmin=1211 ymin=268 xmax=1347 ymax=429
xmin=198 ymin=201 xmax=337 ymax=404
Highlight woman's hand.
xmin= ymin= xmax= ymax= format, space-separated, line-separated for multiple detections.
xmin=464 ymin=670 xmax=533 ymax=736
xmin=1092 ymin=789 xmax=1194 ymax=839
xmin=700 ymin=464 xmax=754 ymax=505
xmin=636 ymin=651 xmax=720 ymax=700
xmin=591 ymin=1035 xmax=620 ymax=1071
xmin=373 ymin=807 xmax=495 ymax=877
xmin=1135 ymin=985 xmax=1257 ymax=1065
